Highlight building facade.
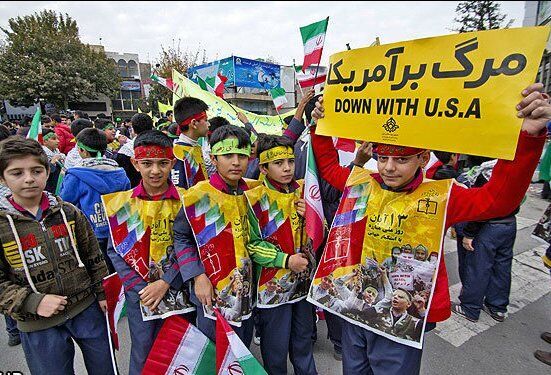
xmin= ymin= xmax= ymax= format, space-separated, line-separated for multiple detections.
xmin=524 ymin=1 xmax=551 ymax=94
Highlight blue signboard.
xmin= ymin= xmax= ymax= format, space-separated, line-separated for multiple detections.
xmin=188 ymin=56 xmax=281 ymax=90
xmin=233 ymin=56 xmax=280 ymax=90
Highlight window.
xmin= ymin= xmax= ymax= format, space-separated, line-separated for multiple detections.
xmin=127 ymin=60 xmax=139 ymax=77
xmin=118 ymin=59 xmax=128 ymax=78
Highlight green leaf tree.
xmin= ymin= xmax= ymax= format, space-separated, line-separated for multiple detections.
xmin=452 ymin=0 xmax=513 ymax=32
xmin=0 ymin=10 xmax=119 ymax=109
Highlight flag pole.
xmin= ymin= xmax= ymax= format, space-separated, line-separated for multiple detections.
xmin=293 ymin=59 xmax=305 ymax=97
xmin=311 ymin=17 xmax=329 ymax=94
xmin=105 ymin=311 xmax=120 ymax=375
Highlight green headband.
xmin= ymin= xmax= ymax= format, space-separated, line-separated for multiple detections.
xmin=211 ymin=138 xmax=251 ymax=157
xmin=103 ymin=124 xmax=115 ymax=130
xmin=77 ymin=141 xmax=102 ymax=158
xmin=43 ymin=132 xmax=56 ymax=141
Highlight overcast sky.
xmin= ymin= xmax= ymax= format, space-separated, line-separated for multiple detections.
xmin=0 ymin=1 xmax=526 ymax=67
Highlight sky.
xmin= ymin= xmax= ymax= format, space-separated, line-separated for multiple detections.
xmin=0 ymin=1 xmax=526 ymax=67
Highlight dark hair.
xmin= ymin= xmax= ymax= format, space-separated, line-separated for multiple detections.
xmin=0 ymin=125 xmax=10 ymax=142
xmin=41 ymin=115 xmax=52 ymax=124
xmin=166 ymin=110 xmax=173 ymax=117
xmin=75 ymin=110 xmax=88 ymax=119
xmin=0 ymin=137 xmax=49 ymax=177
xmin=209 ymin=125 xmax=250 ymax=150
xmin=42 ymin=128 xmax=56 ymax=139
xmin=167 ymin=123 xmax=179 ymax=139
xmin=96 ymin=113 xmax=107 ymax=119
xmin=94 ymin=118 xmax=114 ymax=130
xmin=76 ymin=128 xmax=107 ymax=157
xmin=131 ymin=113 xmax=154 ymax=135
xmin=208 ymin=116 xmax=230 ymax=134
xmin=256 ymin=134 xmax=294 ymax=165
xmin=433 ymin=151 xmax=454 ymax=165
xmin=305 ymin=94 xmax=322 ymax=125
xmin=71 ymin=118 xmax=94 ymax=136
xmin=51 ymin=114 xmax=62 ymax=123
xmin=174 ymin=97 xmax=208 ymax=131
xmin=134 ymin=129 xmax=173 ymax=149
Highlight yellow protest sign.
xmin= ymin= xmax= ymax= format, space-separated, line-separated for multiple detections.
xmin=158 ymin=101 xmax=173 ymax=115
xmin=317 ymin=27 xmax=550 ymax=160
xmin=172 ymin=69 xmax=295 ymax=135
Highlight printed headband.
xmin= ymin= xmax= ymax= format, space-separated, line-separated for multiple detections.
xmin=77 ymin=141 xmax=102 ymax=159
xmin=179 ymin=111 xmax=207 ymax=127
xmin=43 ymin=132 xmax=57 ymax=141
xmin=134 ymin=145 xmax=174 ymax=160
xmin=374 ymin=144 xmax=425 ymax=157
xmin=259 ymin=146 xmax=294 ymax=164
xmin=211 ymin=138 xmax=251 ymax=157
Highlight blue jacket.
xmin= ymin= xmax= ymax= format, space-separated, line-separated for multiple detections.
xmin=60 ymin=159 xmax=130 ymax=239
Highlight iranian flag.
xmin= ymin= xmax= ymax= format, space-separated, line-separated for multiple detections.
xmin=300 ymin=17 xmax=329 ymax=73
xmin=295 ymin=65 xmax=327 ymax=88
xmin=197 ymin=73 xmax=227 ymax=98
xmin=143 ymin=315 xmax=215 ymax=375
xmin=150 ymin=73 xmax=174 ymax=91
xmin=102 ymin=273 xmax=126 ymax=350
xmin=27 ymin=107 xmax=42 ymax=144
xmin=215 ymin=309 xmax=267 ymax=375
xmin=269 ymin=87 xmax=288 ymax=110
xmin=304 ymin=131 xmax=325 ymax=252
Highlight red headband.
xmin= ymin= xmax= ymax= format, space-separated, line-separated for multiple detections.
xmin=177 ymin=111 xmax=207 ymax=135
xmin=374 ymin=144 xmax=425 ymax=156
xmin=134 ymin=145 xmax=174 ymax=160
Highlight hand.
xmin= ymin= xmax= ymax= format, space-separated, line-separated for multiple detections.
xmin=139 ymin=279 xmax=170 ymax=311
xmin=36 ymin=294 xmax=68 ymax=317
xmin=194 ymin=273 xmax=214 ymax=308
xmin=51 ymin=155 xmax=63 ymax=165
xmin=98 ymin=299 xmax=107 ymax=313
xmin=237 ymin=112 xmax=249 ymax=125
xmin=462 ymin=237 xmax=475 ymax=251
xmin=311 ymin=96 xmax=325 ymax=124
xmin=353 ymin=142 xmax=373 ymax=167
xmin=296 ymin=89 xmax=315 ymax=119
xmin=288 ymin=253 xmax=309 ymax=273
xmin=295 ymin=198 xmax=306 ymax=217
xmin=518 ymin=83 xmax=551 ymax=135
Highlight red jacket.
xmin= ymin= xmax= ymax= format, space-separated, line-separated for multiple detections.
xmin=54 ymin=123 xmax=75 ymax=154
xmin=312 ymin=128 xmax=546 ymax=322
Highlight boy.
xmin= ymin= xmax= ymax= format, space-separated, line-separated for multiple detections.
xmin=102 ymin=130 xmax=193 ymax=375
xmin=174 ymin=125 xmax=259 ymax=345
xmin=245 ymin=134 xmax=317 ymax=374
xmin=41 ymin=128 xmax=65 ymax=194
xmin=64 ymin=118 xmax=94 ymax=169
xmin=171 ymin=97 xmax=212 ymax=188
xmin=95 ymin=118 xmax=120 ymax=158
xmin=0 ymin=137 xmax=112 ymax=374
xmin=115 ymin=113 xmax=154 ymax=187
xmin=309 ymin=83 xmax=551 ymax=374
xmin=60 ymin=128 xmax=130 ymax=273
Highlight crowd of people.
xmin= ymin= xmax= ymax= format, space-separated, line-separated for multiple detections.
xmin=0 ymin=81 xmax=550 ymax=375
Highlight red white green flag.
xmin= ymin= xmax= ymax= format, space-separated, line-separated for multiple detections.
xmin=150 ymin=73 xmax=174 ymax=91
xmin=300 ymin=17 xmax=329 ymax=73
xmin=304 ymin=131 xmax=325 ymax=252
xmin=215 ymin=309 xmax=267 ymax=375
xmin=197 ymin=72 xmax=227 ymax=98
xmin=143 ymin=315 xmax=215 ymax=375
xmin=269 ymin=87 xmax=288 ymax=110
xmin=102 ymin=273 xmax=126 ymax=350
xmin=294 ymin=65 xmax=327 ymax=88
xmin=26 ymin=107 xmax=42 ymax=144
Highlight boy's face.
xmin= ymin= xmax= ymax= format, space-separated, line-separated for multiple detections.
xmin=211 ymin=153 xmax=249 ymax=185
xmin=1 ymin=156 xmax=48 ymax=201
xmin=131 ymin=158 xmax=176 ymax=191
xmin=260 ymin=158 xmax=295 ymax=185
xmin=193 ymin=118 xmax=210 ymax=138
xmin=104 ymin=128 xmax=116 ymax=142
xmin=44 ymin=135 xmax=59 ymax=151
xmin=376 ymin=152 xmax=429 ymax=189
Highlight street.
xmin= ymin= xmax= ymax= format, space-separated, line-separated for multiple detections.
xmin=1 ymin=184 xmax=550 ymax=375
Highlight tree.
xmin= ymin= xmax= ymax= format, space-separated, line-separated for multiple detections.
xmin=452 ymin=1 xmax=513 ymax=33
xmin=148 ymin=39 xmax=207 ymax=112
xmin=0 ymin=10 xmax=119 ymax=109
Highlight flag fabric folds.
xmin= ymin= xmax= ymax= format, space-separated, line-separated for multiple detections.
xmin=215 ymin=309 xmax=267 ymax=374
xmin=102 ymin=273 xmax=126 ymax=350
xmin=300 ymin=17 xmax=329 ymax=72
xmin=269 ymin=87 xmax=288 ymax=110
xmin=304 ymin=130 xmax=326 ymax=252
xmin=27 ymin=107 xmax=42 ymax=144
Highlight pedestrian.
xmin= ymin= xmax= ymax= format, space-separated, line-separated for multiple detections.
xmin=52 ymin=113 xmax=76 ymax=155
xmin=59 ymin=128 xmax=130 ymax=273
xmin=0 ymin=137 xmax=112 ymax=374
xmin=64 ymin=118 xmax=94 ymax=169
xmin=309 ymin=83 xmax=550 ymax=375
